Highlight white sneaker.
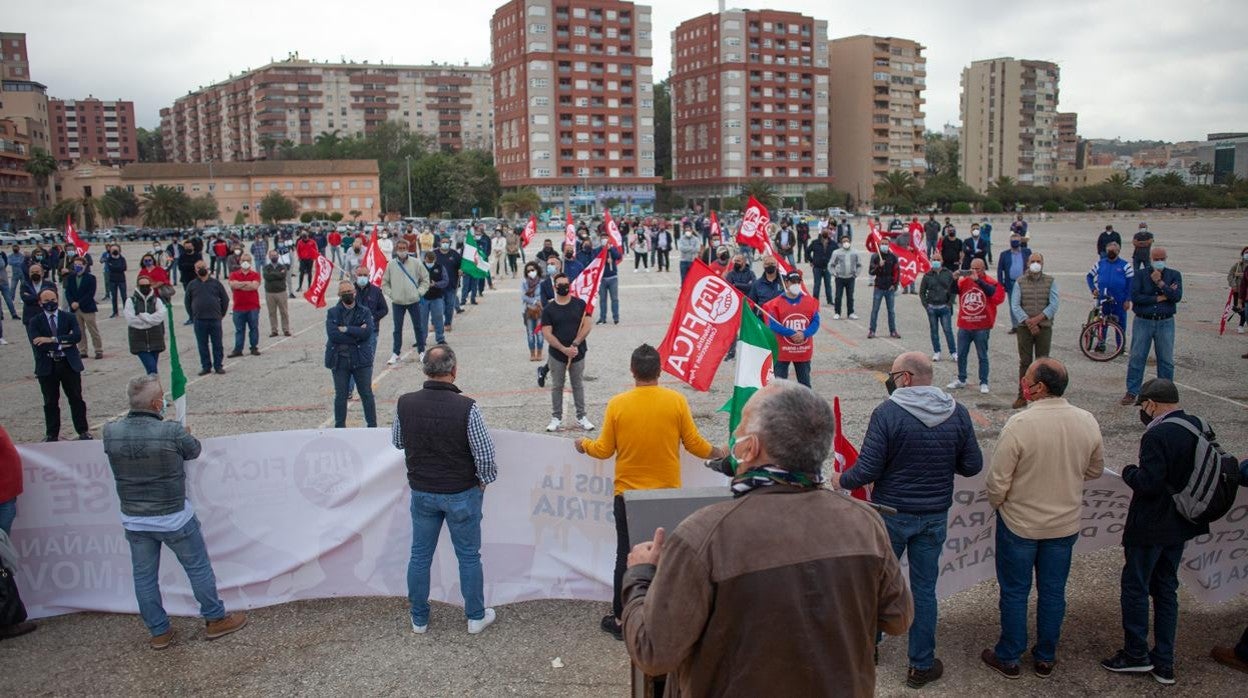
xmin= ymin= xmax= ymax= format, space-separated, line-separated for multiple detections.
xmin=951 ymin=352 xmax=959 ymax=361
xmin=849 ymin=313 xmax=859 ymax=320
xmin=546 ymin=417 xmax=562 ymax=432
xmin=980 ymin=383 xmax=990 ymax=394
xmin=467 ymin=608 xmax=496 ymax=635
xmin=932 ymin=352 xmax=941 ymax=362
xmin=411 ymin=621 xmax=427 ymax=634
xmin=832 ymin=313 xmax=841 ymax=320
xmin=418 ymin=351 xmax=425 ymax=362
xmin=633 ymin=268 xmax=639 ymax=273
xmin=947 ymin=380 xmax=967 ymax=390
xmin=387 ymin=353 xmax=400 ymax=366
xmin=0 ymin=338 xmax=7 ymax=345
xmin=1239 ymin=326 xmax=1245 ymax=334
xmin=578 ymin=416 xmax=595 ymax=431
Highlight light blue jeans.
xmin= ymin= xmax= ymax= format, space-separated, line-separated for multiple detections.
xmin=597 ymin=275 xmax=619 ymax=322
xmin=1126 ymin=316 xmax=1175 ymax=395
xmin=869 ymin=288 xmax=896 ymax=333
xmin=407 ymin=487 xmax=486 ymax=626
xmin=882 ymin=511 xmax=947 ymax=670
xmin=926 ymin=306 xmax=955 ymax=353
xmin=956 ymin=328 xmax=991 ymax=384
xmin=124 ymin=516 xmax=226 ymax=636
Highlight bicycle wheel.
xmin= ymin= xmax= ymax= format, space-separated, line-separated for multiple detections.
xmin=1080 ymin=320 xmax=1124 ymax=361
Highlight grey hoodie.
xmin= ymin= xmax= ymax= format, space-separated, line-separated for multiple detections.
xmin=888 ymin=386 xmax=956 ymax=428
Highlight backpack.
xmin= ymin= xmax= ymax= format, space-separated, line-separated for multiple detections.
xmin=1162 ymin=416 xmax=1241 ymax=525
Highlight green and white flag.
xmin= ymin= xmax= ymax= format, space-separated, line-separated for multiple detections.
xmin=719 ymin=306 xmax=778 ymax=448
xmin=460 ymin=236 xmax=491 ymax=280
xmin=166 ymin=302 xmax=187 ymax=425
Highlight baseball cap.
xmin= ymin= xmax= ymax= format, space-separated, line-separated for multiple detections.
xmin=784 ymin=270 xmax=803 ymax=282
xmin=1135 ymin=378 xmax=1179 ymax=405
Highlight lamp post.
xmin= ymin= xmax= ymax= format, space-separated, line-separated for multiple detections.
xmin=405 ymin=154 xmax=413 ymax=218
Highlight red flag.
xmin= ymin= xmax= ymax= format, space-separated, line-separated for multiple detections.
xmin=564 ymin=212 xmax=577 ymax=252
xmin=833 ymin=397 xmax=870 ymax=501
xmin=603 ymin=209 xmax=624 ymax=252
xmin=1220 ymin=289 xmax=1235 ymax=336
xmin=760 ymin=235 xmax=795 ymax=277
xmin=569 ymin=246 xmax=609 ymax=316
xmin=362 ymin=225 xmax=387 ymax=287
xmin=864 ymin=218 xmax=882 ymax=254
xmin=521 ymin=214 xmax=538 ymax=248
xmin=710 ymin=211 xmax=721 ymax=241
xmin=892 ymin=244 xmax=932 ymax=287
xmin=909 ymin=220 xmax=925 ymax=251
xmin=658 ymin=260 xmax=744 ymax=391
xmin=736 ymin=196 xmax=769 ymax=252
xmin=302 ymin=255 xmax=334 ymax=308
xmin=66 ymin=216 xmax=90 ymax=256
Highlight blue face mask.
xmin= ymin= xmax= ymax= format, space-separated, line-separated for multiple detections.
xmin=1153 ymin=260 xmax=1167 ymax=271
xmin=931 ymin=260 xmax=942 ymax=270
xmin=1010 ymin=240 xmax=1021 ymax=249
xmin=355 ymin=276 xmax=369 ymax=287
xmin=546 ymin=264 xmax=557 ymax=275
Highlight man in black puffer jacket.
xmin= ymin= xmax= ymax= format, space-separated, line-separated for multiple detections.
xmin=833 ymin=350 xmax=983 ymax=689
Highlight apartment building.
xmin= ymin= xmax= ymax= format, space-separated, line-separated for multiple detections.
xmin=828 ymin=35 xmax=925 ymax=204
xmin=491 ymin=0 xmax=661 ymax=210
xmin=48 ymin=97 xmax=139 ymax=166
xmin=0 ymin=32 xmax=31 ymax=81
xmin=959 ymin=57 xmax=1060 ymax=192
xmin=1055 ymin=111 xmax=1078 ymax=168
xmin=667 ymin=9 xmax=831 ymax=205
xmin=0 ymin=118 xmax=35 ymax=226
xmin=160 ymin=58 xmax=494 ymax=163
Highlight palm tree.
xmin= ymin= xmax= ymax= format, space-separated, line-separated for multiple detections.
xmin=1103 ymin=172 xmax=1132 ymax=207
xmin=499 ymin=188 xmax=542 ymax=218
xmin=315 ymin=129 xmax=343 ymax=159
xmin=876 ymin=170 xmax=920 ymax=202
xmin=141 ymin=185 xmax=193 ymax=228
xmin=25 ymin=147 xmax=58 ymax=207
xmin=257 ymin=136 xmax=277 ymax=160
xmin=740 ymin=179 xmax=779 ymax=210
xmin=985 ymin=175 xmax=1018 ymax=207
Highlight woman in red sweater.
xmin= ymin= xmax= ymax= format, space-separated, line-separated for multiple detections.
xmin=0 ymin=424 xmax=21 ymax=535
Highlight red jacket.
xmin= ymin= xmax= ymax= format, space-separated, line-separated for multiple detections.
xmin=212 ymin=241 xmax=229 ymax=259
xmin=956 ymin=273 xmax=1005 ymax=330
xmin=296 ymin=238 xmax=320 ymax=261
xmin=328 ymin=231 xmax=342 ymax=247
xmin=228 ymin=269 xmax=262 ymax=311
xmin=138 ymin=265 xmax=171 ymax=287
xmin=0 ymin=425 xmax=21 ymax=503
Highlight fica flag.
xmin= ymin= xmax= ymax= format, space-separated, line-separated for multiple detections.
xmin=736 ymin=196 xmax=769 ymax=252
xmin=521 ymin=214 xmax=538 ymax=248
xmin=362 ymin=225 xmax=387 ymax=287
xmin=658 ymin=260 xmax=743 ymax=391
xmin=892 ymin=244 xmax=932 ymax=287
xmin=302 ymin=255 xmax=334 ymax=308
xmin=66 ymin=216 xmax=90 ymax=256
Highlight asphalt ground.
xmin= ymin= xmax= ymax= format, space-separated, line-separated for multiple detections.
xmin=1 ymin=211 xmax=1247 ymax=695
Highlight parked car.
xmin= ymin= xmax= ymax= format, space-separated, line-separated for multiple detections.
xmin=827 ymin=207 xmax=852 ymax=219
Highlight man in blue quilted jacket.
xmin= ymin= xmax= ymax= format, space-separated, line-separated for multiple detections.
xmin=832 ymin=350 xmax=983 ymax=689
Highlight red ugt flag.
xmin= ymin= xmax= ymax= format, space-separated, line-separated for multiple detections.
xmin=1220 ymin=289 xmax=1235 ymax=335
xmin=864 ymin=218 xmax=883 ymax=254
xmin=603 ymin=210 xmax=624 ymax=252
xmin=569 ymin=246 xmax=609 ymax=316
xmin=833 ymin=397 xmax=870 ymax=502
xmin=658 ymin=260 xmax=743 ymax=391
xmin=66 ymin=216 xmax=90 ymax=256
xmin=521 ymin=214 xmax=538 ymax=248
xmin=362 ymin=225 xmax=387 ymax=287
xmin=710 ymin=210 xmax=721 ymax=241
xmin=892 ymin=244 xmax=932 ymax=287
xmin=736 ymin=196 xmax=769 ymax=252
xmin=564 ymin=212 xmax=578 ymax=252
xmin=909 ymin=220 xmax=925 ymax=251
xmin=302 ymin=255 xmax=334 ymax=308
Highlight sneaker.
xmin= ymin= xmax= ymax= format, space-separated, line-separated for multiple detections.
xmin=204 ymin=612 xmax=247 ymax=640
xmin=906 ymin=658 xmax=944 ymax=688
xmin=1119 ymin=392 xmax=1137 ymax=406
xmin=1094 ymin=343 xmax=1107 ymax=353
xmin=889 ymin=332 xmax=901 ymax=339
xmin=77 ymin=432 xmax=93 ymax=441
xmin=0 ymin=338 xmax=7 ymax=345
xmin=417 ymin=351 xmax=425 ymax=362
xmin=980 ymin=649 xmax=1020 ymax=679
xmin=1100 ymin=649 xmax=1153 ymax=673
xmin=411 ymin=620 xmax=427 ymax=634
xmin=249 ymin=347 xmax=260 ymax=356
xmin=1210 ymin=646 xmax=1248 ymax=674
xmin=951 ymin=352 xmax=958 ymax=361
xmin=578 ymin=416 xmax=595 ymax=431
xmin=832 ymin=313 xmax=840 ymax=320
xmin=595 ymin=319 xmax=606 ymax=325
xmin=546 ymin=417 xmax=561 ymax=432
xmin=283 ymin=330 xmax=292 ymax=336
xmin=227 ymin=350 xmax=244 ymax=358
xmin=537 ymin=364 xmax=549 ymax=388
xmin=1238 ymin=326 xmax=1245 ymax=335
xmin=387 ymin=354 xmax=400 ymax=366
xmin=198 ymin=369 xmax=212 ymax=376
xmin=214 ymin=367 xmax=226 ymax=375
xmin=932 ymin=352 xmax=941 ymax=362
xmin=149 ymin=629 xmax=175 ymax=650
xmin=1150 ymin=666 xmax=1176 ymax=685
xmin=269 ymin=331 xmax=279 ymax=337
xmin=1034 ymin=659 xmax=1054 ymax=679
xmin=599 ymin=614 xmax=623 ymax=641
xmin=947 ymin=380 xmax=967 ymax=389
xmin=467 ymin=608 xmax=496 ymax=635
xmin=94 ymin=351 xmax=103 ymax=360
xmin=980 ymin=383 xmax=990 ymax=394
xmin=849 ymin=313 xmax=858 ymax=320
xmin=867 ymin=331 xmax=876 ymax=339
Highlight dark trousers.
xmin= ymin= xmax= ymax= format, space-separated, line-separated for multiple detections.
xmin=679 ymin=260 xmax=692 ymax=284
xmin=834 ymin=277 xmax=855 ymax=315
xmin=773 ymin=360 xmax=811 ymax=387
xmin=656 ymin=249 xmax=670 ymax=271
xmin=612 ymin=494 xmax=629 ymax=620
xmin=39 ymin=361 xmax=89 ymax=438
xmin=1121 ymin=543 xmax=1184 ymax=669
xmin=1016 ymin=325 xmax=1052 ymax=394
xmin=297 ymin=259 xmax=313 ymax=290
xmin=109 ymin=278 xmax=127 ymax=315
xmin=193 ymin=318 xmax=224 ymax=371
xmin=811 ymin=267 xmax=833 ymax=304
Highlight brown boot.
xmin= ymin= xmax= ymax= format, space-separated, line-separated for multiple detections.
xmin=1211 ymin=646 xmax=1248 ymax=674
xmin=205 ymin=612 xmax=247 ymax=640
xmin=149 ymin=628 xmax=175 ymax=650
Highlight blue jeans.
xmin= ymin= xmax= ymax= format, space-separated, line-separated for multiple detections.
xmin=1126 ymin=316 xmax=1175 ymax=395
xmin=232 ymin=309 xmax=259 ymax=352
xmin=109 ymin=278 xmax=128 ymax=315
xmin=883 ymin=511 xmax=947 ymax=670
xmin=193 ymin=318 xmax=224 ymax=371
xmin=391 ymin=302 xmax=420 ymax=356
xmin=811 ymin=267 xmax=833 ymax=304
xmin=926 ymin=306 xmax=955 ymax=353
xmin=444 ymin=290 xmax=458 ymax=325
xmin=956 ymin=328 xmax=990 ymax=384
xmin=0 ymin=498 xmax=15 ymax=535
xmin=773 ymin=360 xmax=811 ymax=387
xmin=347 ymin=333 xmax=377 ymax=396
xmin=417 ymin=297 xmax=446 ymax=351
xmin=1121 ymin=543 xmax=1184 ymax=669
xmin=869 ymin=287 xmax=896 ymax=333
xmin=993 ymin=517 xmax=1077 ymax=664
xmin=124 ymin=516 xmax=226 ymax=636
xmin=460 ymin=277 xmax=478 ymax=304
xmin=524 ymin=314 xmax=545 ymax=351
xmin=407 ymin=487 xmax=486 ymax=626
xmin=331 ymin=361 xmax=377 ymax=427
xmin=137 ymin=350 xmax=160 ymax=375
xmin=598 ymin=275 xmax=619 ymax=322
xmin=679 ymin=260 xmax=693 ymax=284
xmin=0 ymin=281 xmax=17 ymax=318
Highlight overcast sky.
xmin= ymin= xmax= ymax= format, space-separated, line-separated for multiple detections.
xmin=8 ymin=0 xmax=1246 ymax=142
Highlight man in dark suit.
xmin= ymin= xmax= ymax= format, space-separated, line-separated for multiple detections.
xmin=26 ymin=287 xmax=90 ymax=441
xmin=19 ymin=263 xmax=56 ymax=326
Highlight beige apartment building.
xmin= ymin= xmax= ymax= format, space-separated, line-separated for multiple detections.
xmin=669 ymin=8 xmax=831 ymax=205
xmin=1056 ymin=111 xmax=1078 ymax=167
xmin=118 ymin=160 xmax=382 ymax=224
xmin=959 ymin=57 xmax=1060 ymax=192
xmin=160 ymin=58 xmax=494 ymax=163
xmin=828 ymin=35 xmax=926 ymax=206
xmin=0 ymin=118 xmax=36 ymax=227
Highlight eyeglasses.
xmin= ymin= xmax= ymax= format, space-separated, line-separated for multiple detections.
xmin=887 ymin=370 xmax=913 ymax=381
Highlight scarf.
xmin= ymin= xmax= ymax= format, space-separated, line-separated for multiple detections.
xmin=730 ymin=465 xmax=823 ymax=498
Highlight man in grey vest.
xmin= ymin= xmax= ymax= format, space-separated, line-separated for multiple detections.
xmin=102 ymin=374 xmax=247 ymax=650
xmin=1008 ymin=252 xmax=1059 ymax=409
xmin=392 ymin=345 xmax=497 ymax=635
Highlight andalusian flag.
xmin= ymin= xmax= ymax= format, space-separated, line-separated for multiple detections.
xmin=460 ymin=235 xmax=490 ymax=279
xmin=166 ymin=303 xmax=187 ymax=425
xmin=719 ymin=306 xmax=778 ymax=449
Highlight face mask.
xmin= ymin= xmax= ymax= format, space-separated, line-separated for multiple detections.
xmin=527 ymin=270 xmax=538 ymax=279
xmin=555 ymin=284 xmax=571 ymax=296
xmin=733 ymin=263 xmax=744 ymax=271
xmin=1139 ymin=407 xmax=1153 ymax=427
xmin=424 ymin=261 xmax=435 ymax=269
xmin=143 ymin=259 xmax=154 ymax=267
xmin=156 ymin=398 xmax=169 ymax=419
xmin=564 ymin=252 xmax=574 ymax=260
xmin=1106 ymin=250 xmax=1118 ymax=260
xmin=441 ymin=242 xmax=450 ymax=250
xmin=184 ymin=247 xmax=194 ymax=253
xmin=787 ymin=283 xmax=802 ymax=295
xmin=1242 ymin=253 xmax=1248 ymax=262
xmin=719 ymin=253 xmax=730 ymax=261
xmin=1010 ymin=240 xmax=1021 ymax=249
xmin=396 ymin=252 xmax=408 ymax=260
xmin=139 ymin=284 xmax=152 ymax=295
xmin=30 ymin=274 xmax=42 ymax=282
xmin=764 ymin=265 xmax=777 ymax=275
xmin=1028 ymin=262 xmax=1042 ymax=274
xmin=269 ymin=256 xmax=279 ymax=264
xmin=241 ymin=262 xmax=252 ymax=270
xmin=931 ymin=260 xmax=942 ymax=270
xmin=340 ymin=293 xmax=355 ymax=305
xmin=233 ymin=249 xmax=242 ymax=255
xmin=841 ymin=242 xmax=850 ymax=250
xmin=546 ymin=264 xmax=557 ymax=275
xmin=42 ymin=300 xmax=58 ymax=312
xmin=197 ymin=268 xmax=209 ymax=277
xmin=947 ymin=232 xmax=956 ymax=237
xmin=730 ymin=433 xmax=756 ymax=466
xmin=73 ymin=265 xmax=85 ymax=274
xmin=879 ymin=245 xmax=890 ymax=254
xmin=355 ymin=276 xmax=369 ymax=287
xmin=885 ymin=375 xmax=899 ymax=395
xmin=1152 ymin=261 xmax=1167 ymax=271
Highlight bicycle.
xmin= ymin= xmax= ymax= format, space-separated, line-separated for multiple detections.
xmin=1079 ymin=296 xmax=1126 ymax=361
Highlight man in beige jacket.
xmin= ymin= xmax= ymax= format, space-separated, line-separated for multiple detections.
xmin=380 ymin=240 xmax=430 ymax=365
xmin=982 ymin=358 xmax=1104 ymax=680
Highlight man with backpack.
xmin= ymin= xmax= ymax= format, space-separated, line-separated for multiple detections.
xmin=1101 ymin=378 xmax=1239 ymax=685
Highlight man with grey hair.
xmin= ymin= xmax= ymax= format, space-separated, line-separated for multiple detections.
xmin=833 ymin=351 xmax=983 ymax=688
xmin=102 ymin=374 xmax=247 ymax=650
xmin=392 ymin=344 xmax=498 ymax=635
xmin=621 ymin=381 xmax=913 ymax=695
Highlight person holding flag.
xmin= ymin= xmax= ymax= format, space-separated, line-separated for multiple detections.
xmin=762 ymin=270 xmax=820 ymax=388
xmin=539 ymin=273 xmax=595 ymax=432
xmin=868 ymin=239 xmax=901 ymax=339
xmin=459 ymin=231 xmax=491 ymax=308
xmin=594 ymin=232 xmax=623 ymax=325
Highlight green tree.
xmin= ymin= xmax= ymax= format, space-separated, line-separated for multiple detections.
xmin=329 ymin=211 xmax=344 ymax=222
xmin=804 ymin=187 xmax=851 ymax=211
xmin=924 ymin=132 xmax=959 ymax=178
xmin=653 ymin=80 xmax=671 ymax=179
xmin=136 ymin=127 xmax=166 ymax=162
xmin=874 ymin=170 xmax=920 ymax=207
xmin=349 ymin=209 xmax=362 ymax=221
xmin=259 ymin=191 xmax=298 ymax=223
xmin=102 ymin=186 xmax=140 ymax=221
xmin=499 ymin=188 xmax=542 ymax=218
xmin=740 ymin=179 xmax=779 ymax=210
xmin=314 ymin=129 xmax=344 ymax=159
xmin=986 ymin=176 xmax=1019 ymax=208
xmin=189 ymin=194 xmax=219 ymax=226
xmin=141 ymin=185 xmax=193 ymax=228
xmin=233 ymin=210 xmax=246 ymax=225
xmin=25 ymin=147 xmax=57 ymax=207
xmin=299 ymin=211 xmax=316 ymax=223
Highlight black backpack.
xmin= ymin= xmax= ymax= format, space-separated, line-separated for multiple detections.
xmin=1162 ymin=416 xmax=1241 ymax=525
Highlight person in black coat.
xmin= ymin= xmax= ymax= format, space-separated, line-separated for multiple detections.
xmin=26 ymin=287 xmax=90 ymax=441
xmin=19 ymin=263 xmax=57 ymax=325
xmin=177 ymin=241 xmax=204 ymax=325
xmin=939 ymin=227 xmax=963 ymax=269
xmin=326 ymin=280 xmax=377 ymax=428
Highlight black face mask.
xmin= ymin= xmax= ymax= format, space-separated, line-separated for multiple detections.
xmin=1139 ymin=408 xmax=1152 ymax=427
xmin=564 ymin=253 xmax=574 ymax=260
xmin=733 ymin=263 xmax=744 ymax=271
xmin=764 ymin=265 xmax=777 ymax=275
xmin=885 ymin=375 xmax=899 ymax=395
xmin=340 ymin=293 xmax=355 ymax=305
xmin=1107 ymin=251 xmax=1118 ymax=260
xmin=197 ymin=269 xmax=209 ymax=277
xmin=555 ymin=284 xmax=571 ymax=296
xmin=719 ymin=253 xmax=730 ymax=261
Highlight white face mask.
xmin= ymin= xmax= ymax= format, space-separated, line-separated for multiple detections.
xmin=241 ymin=262 xmax=252 ymax=270
xmin=971 ymin=230 xmax=980 ymax=237
xmin=787 ymin=283 xmax=802 ymax=295
xmin=840 ymin=242 xmax=850 ymax=250
xmin=527 ymin=270 xmax=537 ymax=279
xmin=1029 ymin=262 xmax=1042 ymax=274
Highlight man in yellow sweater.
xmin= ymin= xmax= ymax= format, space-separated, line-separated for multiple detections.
xmin=982 ymin=358 xmax=1104 ymax=679
xmin=575 ymin=343 xmax=726 ymax=641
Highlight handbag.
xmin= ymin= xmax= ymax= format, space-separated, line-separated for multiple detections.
xmin=525 ymin=303 xmax=543 ymax=320
xmin=158 ymin=283 xmax=177 ymax=301
xmin=0 ymin=566 xmax=28 ymax=627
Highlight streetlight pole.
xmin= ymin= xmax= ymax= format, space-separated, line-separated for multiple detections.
xmin=405 ymin=154 xmax=413 ymax=218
